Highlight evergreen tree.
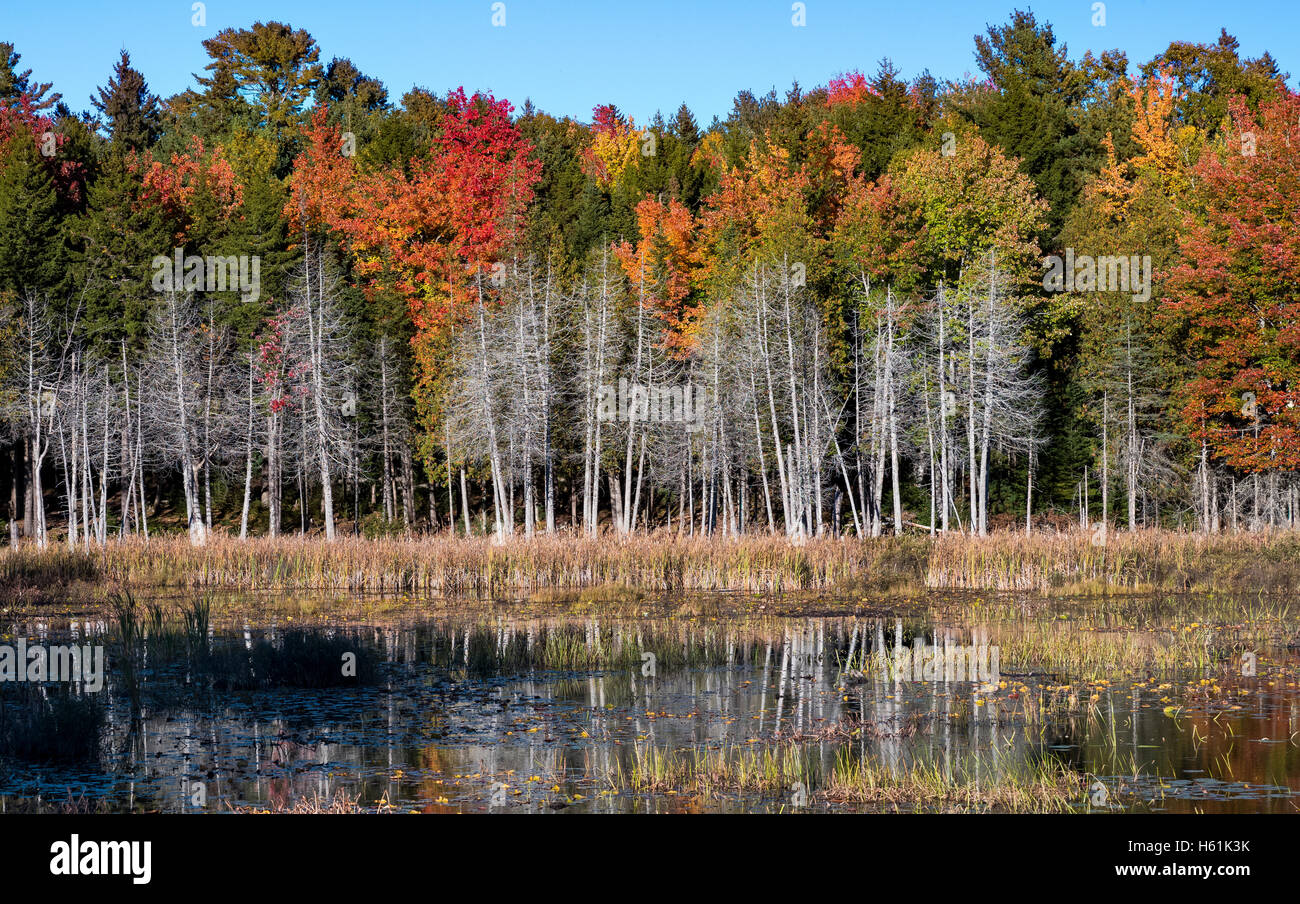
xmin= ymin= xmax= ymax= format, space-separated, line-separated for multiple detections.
xmin=197 ymin=22 xmax=322 ymax=136
xmin=0 ymin=41 xmax=60 ymax=112
xmin=72 ymin=152 xmax=171 ymax=348
xmin=952 ymin=10 xmax=1093 ymax=240
xmin=91 ymin=50 xmax=162 ymax=154
xmin=1143 ymin=29 xmax=1284 ymax=135
xmin=0 ymin=132 xmax=61 ymax=294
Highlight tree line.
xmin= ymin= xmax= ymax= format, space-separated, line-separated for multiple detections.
xmin=0 ymin=11 xmax=1297 ymax=548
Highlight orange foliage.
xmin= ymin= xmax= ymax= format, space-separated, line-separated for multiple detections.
xmin=139 ymin=137 xmax=243 ymax=242
xmin=614 ymin=195 xmax=701 ymax=357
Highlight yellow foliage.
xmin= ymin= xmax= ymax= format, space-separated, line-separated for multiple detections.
xmin=588 ymin=120 xmax=641 ymax=187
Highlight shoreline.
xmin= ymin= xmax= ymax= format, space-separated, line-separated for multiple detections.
xmin=4 ymin=530 xmax=1299 ymax=600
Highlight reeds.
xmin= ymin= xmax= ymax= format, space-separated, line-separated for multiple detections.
xmin=821 ymin=747 xmax=1078 ymax=812
xmin=227 ymin=789 xmax=365 ymax=814
xmin=5 ymin=529 xmax=1300 ymax=598
xmin=923 ymin=529 xmax=1300 ymax=594
xmin=108 ymin=589 xmax=145 ymax=712
xmin=605 ymin=740 xmax=1077 ymax=812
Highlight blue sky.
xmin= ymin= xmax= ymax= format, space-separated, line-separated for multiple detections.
xmin=5 ymin=0 xmax=1297 ymax=124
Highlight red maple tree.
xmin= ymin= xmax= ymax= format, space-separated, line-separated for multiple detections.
xmin=1163 ymin=89 xmax=1300 ymax=471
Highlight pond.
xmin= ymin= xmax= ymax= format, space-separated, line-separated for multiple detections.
xmin=1 ymin=592 xmax=1297 ymax=813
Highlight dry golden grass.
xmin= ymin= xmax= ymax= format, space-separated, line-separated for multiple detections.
xmin=227 ymin=790 xmax=365 ymax=814
xmin=4 ymin=528 xmax=1300 ymax=598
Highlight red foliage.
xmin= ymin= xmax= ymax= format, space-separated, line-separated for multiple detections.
xmin=827 ymin=71 xmax=879 ymax=107
xmin=1163 ymin=89 xmax=1300 ymax=471
xmin=614 ymin=195 xmax=701 ymax=357
xmin=0 ymin=94 xmax=86 ymax=205
xmin=138 ymin=136 xmax=243 ymax=242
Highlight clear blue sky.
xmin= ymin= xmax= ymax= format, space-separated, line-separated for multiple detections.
xmin=5 ymin=0 xmax=1297 ymax=124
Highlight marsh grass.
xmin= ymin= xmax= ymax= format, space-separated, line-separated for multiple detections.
xmin=182 ymin=596 xmax=211 ymax=654
xmin=0 ymin=549 xmax=100 ymax=605
xmin=0 ymin=792 xmax=114 ymax=814
xmin=108 ymin=589 xmax=145 ymax=712
xmin=227 ymin=789 xmax=365 ymax=813
xmin=606 ymin=741 xmax=1077 ymax=812
xmin=923 ymin=530 xmax=1300 ymax=595
xmin=822 ymin=747 xmax=1078 ymax=812
xmin=7 ymin=530 xmax=1299 ymax=599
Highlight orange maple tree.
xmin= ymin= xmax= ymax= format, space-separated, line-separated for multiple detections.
xmin=614 ymin=194 xmax=701 ymax=357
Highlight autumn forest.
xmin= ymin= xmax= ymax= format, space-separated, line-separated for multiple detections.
xmin=0 ymin=10 xmax=1296 ymax=551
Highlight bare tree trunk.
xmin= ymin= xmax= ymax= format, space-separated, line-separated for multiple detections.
xmin=475 ymin=273 xmax=509 ymax=540
xmin=161 ymin=293 xmax=206 ymax=547
xmin=1099 ymin=392 xmax=1109 ymax=546
xmin=267 ymin=410 xmax=281 ymax=538
xmin=304 ymin=244 xmax=336 ymax=541
xmin=967 ymin=292 xmax=977 ymax=535
xmin=135 ymin=371 xmax=148 ymax=540
xmin=923 ymin=368 xmax=937 ymax=536
xmin=759 ymin=282 xmax=791 ymax=535
xmin=1025 ymin=442 xmax=1034 ymax=536
xmin=978 ymin=258 xmax=996 ymax=536
xmin=240 ymin=358 xmax=255 ymax=540
xmin=203 ymin=310 xmax=215 ymax=533
xmin=8 ymin=442 xmax=20 ymax=547
xmin=98 ymin=382 xmax=109 ymax=545
xmin=1125 ymin=325 xmax=1137 ymax=531
xmin=120 ymin=343 xmax=134 ymax=537
xmin=459 ymin=467 xmax=471 ymax=536
xmin=399 ymin=446 xmax=414 ymax=529
xmin=886 ymin=290 xmax=902 ymax=535
xmin=937 ymin=287 xmax=950 ymax=534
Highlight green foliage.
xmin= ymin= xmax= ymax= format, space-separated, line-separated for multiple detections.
xmin=0 ymin=132 xmax=61 ymax=294
xmin=72 ymin=153 xmax=171 ymax=347
xmin=1143 ymin=29 xmax=1284 ymax=136
xmin=951 ymin=10 xmax=1106 ymax=240
xmin=91 ymin=50 xmax=162 ymax=154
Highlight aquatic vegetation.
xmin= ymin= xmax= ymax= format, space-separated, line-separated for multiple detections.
xmin=0 ymin=591 xmax=1295 ymax=814
xmin=6 ymin=531 xmax=1300 ymax=600
xmin=0 ymin=549 xmax=101 ymax=607
xmin=107 ymin=588 xmax=145 ymax=713
xmin=822 ymin=747 xmax=1079 ymax=813
xmin=603 ymin=740 xmax=1077 ymax=813
xmin=228 ymin=790 xmax=365 ymax=814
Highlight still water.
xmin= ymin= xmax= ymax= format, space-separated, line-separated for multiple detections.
xmin=1 ymin=594 xmax=1297 ymax=813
